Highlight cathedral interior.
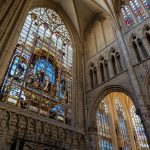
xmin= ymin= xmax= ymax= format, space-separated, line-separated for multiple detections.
xmin=0 ymin=0 xmax=150 ymax=149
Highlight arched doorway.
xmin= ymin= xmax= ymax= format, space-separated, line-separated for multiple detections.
xmin=96 ymin=92 xmax=149 ymax=150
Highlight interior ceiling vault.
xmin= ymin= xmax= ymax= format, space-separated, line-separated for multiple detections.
xmin=52 ymin=0 xmax=121 ymax=36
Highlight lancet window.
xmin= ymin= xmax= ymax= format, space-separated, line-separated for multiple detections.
xmin=121 ymin=0 xmax=149 ymax=32
xmin=130 ymin=106 xmax=149 ymax=149
xmin=0 ymin=8 xmax=73 ymax=124
xmin=96 ymin=100 xmax=113 ymax=150
xmin=115 ymin=98 xmax=131 ymax=150
xmin=121 ymin=4 xmax=135 ymax=30
xmin=141 ymin=0 xmax=150 ymax=11
xmin=129 ymin=0 xmax=146 ymax=22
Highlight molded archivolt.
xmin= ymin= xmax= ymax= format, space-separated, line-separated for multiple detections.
xmin=86 ymin=85 xmax=136 ymax=127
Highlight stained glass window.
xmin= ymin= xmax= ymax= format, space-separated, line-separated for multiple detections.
xmin=142 ymin=0 xmax=150 ymax=11
xmin=121 ymin=4 xmax=135 ymax=30
xmin=0 ymin=8 xmax=73 ymax=124
xmin=115 ymin=98 xmax=131 ymax=150
xmin=129 ymin=0 xmax=146 ymax=22
xmin=96 ymin=100 xmax=113 ymax=150
xmin=130 ymin=106 xmax=149 ymax=149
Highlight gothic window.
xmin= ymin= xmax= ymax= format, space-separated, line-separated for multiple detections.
xmin=116 ymin=52 xmax=123 ymax=72
xmin=94 ymin=67 xmax=98 ymax=86
xmin=130 ymin=106 xmax=149 ymax=149
xmin=96 ymin=100 xmax=113 ymax=150
xmin=145 ymin=26 xmax=150 ymax=46
xmin=129 ymin=0 xmax=146 ymax=22
xmin=100 ymin=63 xmax=105 ymax=82
xmin=141 ymin=0 xmax=150 ymax=11
xmin=111 ymin=55 xmax=117 ymax=75
xmin=104 ymin=60 xmax=109 ymax=79
xmin=115 ymin=98 xmax=131 ymax=150
xmin=0 ymin=8 xmax=73 ymax=124
xmin=132 ymin=40 xmax=142 ymax=62
xmin=146 ymin=32 xmax=150 ymax=45
xmin=90 ymin=69 xmax=94 ymax=88
xmin=137 ymin=38 xmax=149 ymax=58
xmin=121 ymin=4 xmax=135 ymax=30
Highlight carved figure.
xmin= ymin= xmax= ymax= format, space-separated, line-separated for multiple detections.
xmin=44 ymin=77 xmax=51 ymax=93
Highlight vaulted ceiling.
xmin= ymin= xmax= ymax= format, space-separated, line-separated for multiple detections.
xmin=53 ymin=0 xmax=122 ymax=36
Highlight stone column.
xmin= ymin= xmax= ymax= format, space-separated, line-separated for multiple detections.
xmin=85 ymin=131 xmax=97 ymax=150
xmin=107 ymin=95 xmax=119 ymax=150
xmin=95 ymin=61 xmax=102 ymax=85
xmin=85 ymin=120 xmax=97 ymax=150
xmin=115 ymin=25 xmax=150 ymax=146
xmin=123 ymin=96 xmax=137 ymax=150
xmin=96 ymin=67 xmax=102 ymax=85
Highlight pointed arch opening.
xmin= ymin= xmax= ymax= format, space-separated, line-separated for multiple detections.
xmin=100 ymin=63 xmax=105 ymax=82
xmin=116 ymin=52 xmax=123 ymax=72
xmin=96 ymin=92 xmax=149 ymax=150
xmin=0 ymin=7 xmax=73 ymax=124
xmin=94 ymin=67 xmax=98 ymax=86
xmin=146 ymin=32 xmax=150 ymax=46
xmin=132 ymin=41 xmax=142 ymax=62
xmin=111 ymin=55 xmax=117 ymax=75
xmin=104 ymin=60 xmax=109 ymax=79
xmin=90 ymin=69 xmax=94 ymax=88
xmin=137 ymin=38 xmax=149 ymax=59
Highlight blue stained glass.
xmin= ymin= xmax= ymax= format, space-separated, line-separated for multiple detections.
xmin=106 ymin=115 xmax=109 ymax=125
xmin=52 ymin=104 xmax=64 ymax=115
xmin=34 ymin=58 xmax=55 ymax=84
xmin=8 ymin=56 xmax=27 ymax=81
xmin=142 ymin=0 xmax=150 ymax=11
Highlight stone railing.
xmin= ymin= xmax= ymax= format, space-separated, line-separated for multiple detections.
xmin=0 ymin=103 xmax=84 ymax=150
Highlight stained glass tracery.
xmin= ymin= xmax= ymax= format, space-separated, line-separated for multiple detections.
xmin=130 ymin=106 xmax=149 ymax=149
xmin=129 ymin=0 xmax=146 ymax=22
xmin=120 ymin=0 xmax=149 ymax=32
xmin=96 ymin=100 xmax=113 ymax=150
xmin=115 ymin=98 xmax=131 ymax=150
xmin=0 ymin=8 xmax=72 ymax=124
xmin=142 ymin=0 xmax=150 ymax=11
xmin=121 ymin=4 xmax=135 ymax=30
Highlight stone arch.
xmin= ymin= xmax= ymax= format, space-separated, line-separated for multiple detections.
xmin=108 ymin=47 xmax=124 ymax=75
xmin=87 ymin=85 xmax=136 ymax=128
xmin=108 ymin=47 xmax=116 ymax=59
